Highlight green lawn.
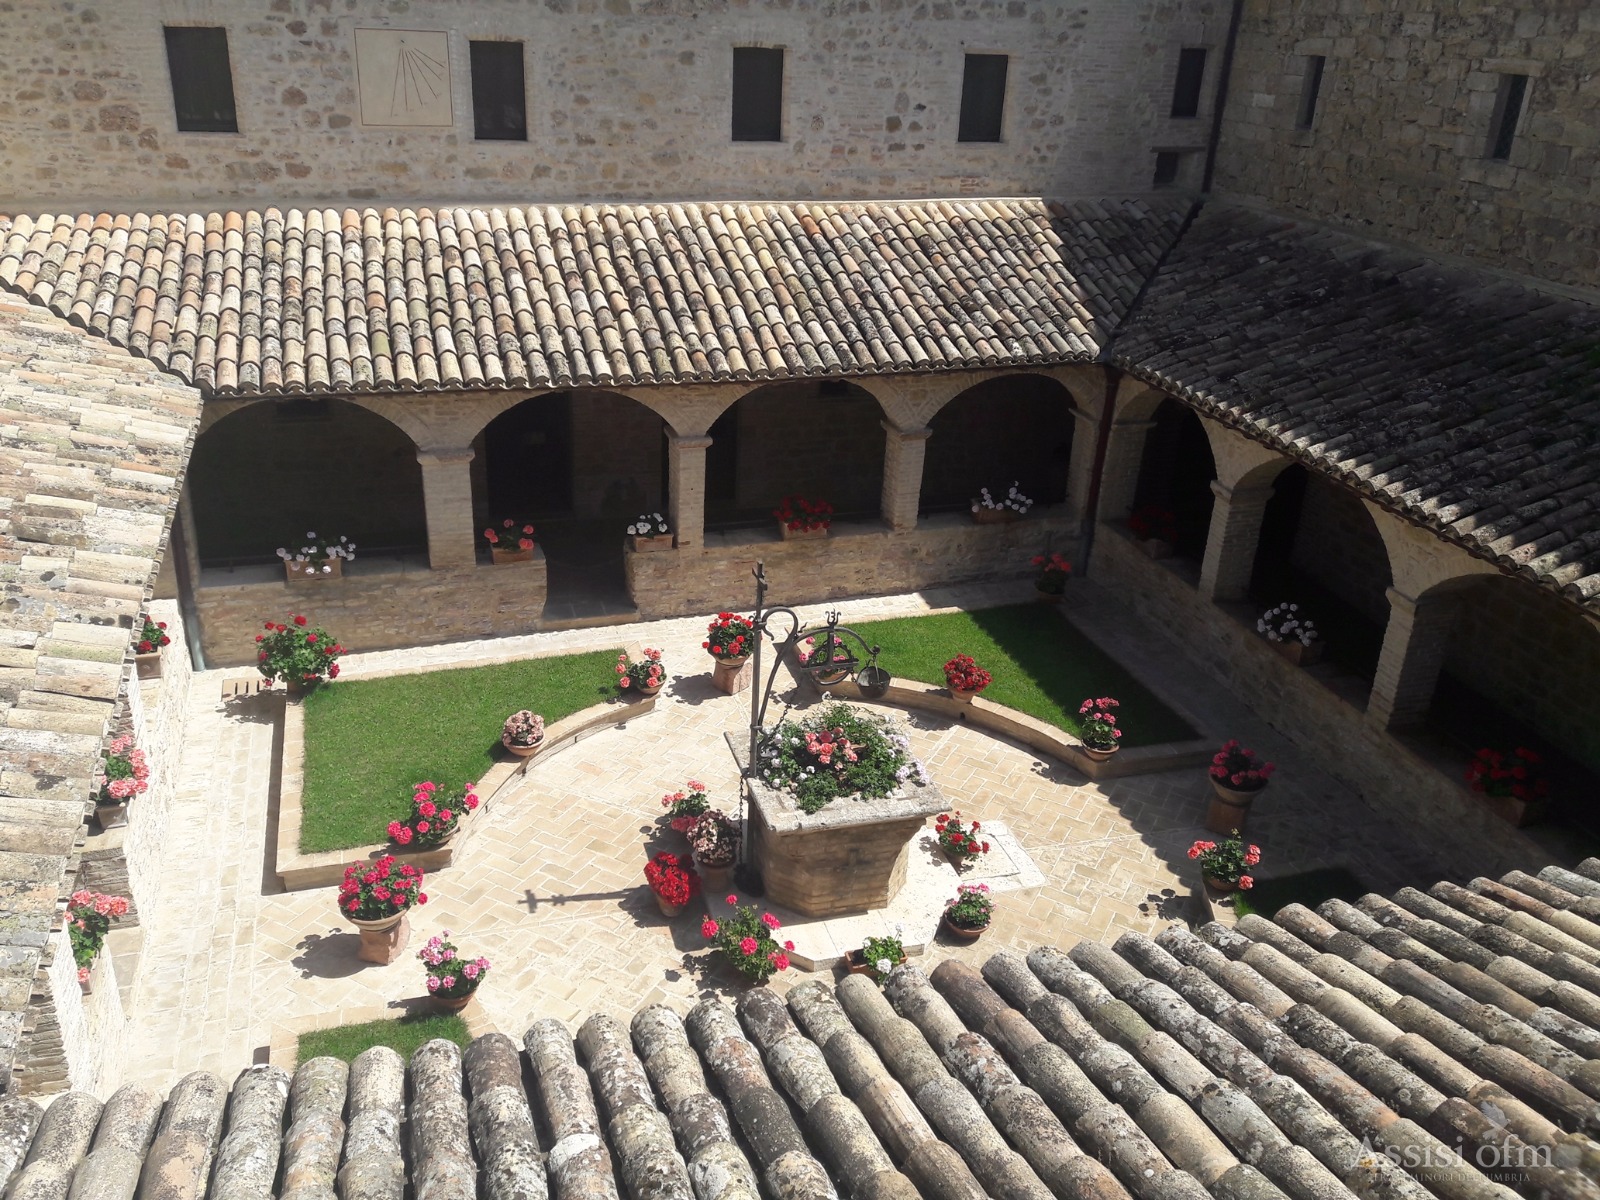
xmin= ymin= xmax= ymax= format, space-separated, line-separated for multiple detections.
xmin=1232 ymin=866 xmax=1368 ymax=919
xmin=297 ymin=1013 xmax=470 ymax=1065
xmin=300 ymin=649 xmax=620 ymax=852
xmin=849 ymin=604 xmax=1195 ymax=747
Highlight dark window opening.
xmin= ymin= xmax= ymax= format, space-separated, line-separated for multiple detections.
xmin=1488 ymin=73 xmax=1528 ymax=160
xmin=1170 ymin=47 xmax=1207 ymax=119
xmin=732 ymin=47 xmax=784 ymax=142
xmin=164 ymin=26 xmax=238 ymax=133
xmin=470 ymin=40 xmax=527 ymax=141
xmin=958 ymin=53 xmax=1008 ymax=142
xmin=1296 ymin=55 xmax=1326 ymax=130
xmin=1152 ymin=151 xmax=1182 ymax=188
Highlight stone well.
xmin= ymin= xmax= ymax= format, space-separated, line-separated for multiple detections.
xmin=728 ymin=735 xmax=948 ymax=918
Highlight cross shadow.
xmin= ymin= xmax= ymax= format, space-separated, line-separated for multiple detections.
xmin=221 ymin=691 xmax=279 ymax=726
xmin=1138 ymin=887 xmax=1190 ymax=922
xmin=667 ymin=673 xmax=726 ymax=706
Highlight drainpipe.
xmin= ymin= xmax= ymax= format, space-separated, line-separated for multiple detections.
xmin=1202 ymin=0 xmax=1247 ymax=193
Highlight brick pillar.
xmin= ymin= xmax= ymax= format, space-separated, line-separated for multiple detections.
xmin=415 ymin=447 xmax=478 ymax=569
xmin=1367 ymin=586 xmax=1459 ymax=729
xmin=1066 ymin=408 xmax=1101 ymax=520
xmin=668 ymin=434 xmax=712 ymax=548
xmin=880 ymin=422 xmax=931 ymax=532
xmin=1096 ymin=418 xmax=1156 ymax=521
xmin=1198 ymin=480 xmax=1273 ymax=601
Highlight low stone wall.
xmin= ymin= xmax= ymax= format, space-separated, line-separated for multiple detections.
xmin=1090 ymin=525 xmax=1549 ymax=880
xmin=40 ymin=928 xmax=127 ymax=1099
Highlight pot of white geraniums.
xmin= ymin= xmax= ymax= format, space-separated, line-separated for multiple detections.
xmin=1257 ymin=602 xmax=1323 ymax=666
xmin=628 ymin=513 xmax=674 ymax=552
xmin=844 ymin=928 xmax=906 ymax=980
xmin=971 ymin=482 xmax=1032 ymax=525
xmin=277 ymin=532 xmax=354 ymax=581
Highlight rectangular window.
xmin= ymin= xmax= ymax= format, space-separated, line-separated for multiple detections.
xmin=164 ymin=26 xmax=238 ymax=133
xmin=1296 ymin=55 xmax=1326 ymax=130
xmin=1487 ymin=73 xmax=1528 ymax=160
xmin=1170 ymin=47 xmax=1207 ymax=118
xmin=958 ymin=53 xmax=1009 ymax=142
xmin=470 ymin=40 xmax=527 ymax=141
xmin=732 ymin=47 xmax=784 ymax=142
xmin=1152 ymin=151 xmax=1182 ymax=188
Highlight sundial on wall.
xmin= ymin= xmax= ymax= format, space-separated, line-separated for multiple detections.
xmin=354 ymin=28 xmax=454 ymax=128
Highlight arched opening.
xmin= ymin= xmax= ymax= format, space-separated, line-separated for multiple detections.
xmin=703 ymin=380 xmax=886 ymax=530
xmin=1129 ymin=397 xmax=1215 ymax=565
xmin=919 ymin=375 xmax=1075 ymax=514
xmin=1247 ymin=465 xmax=1392 ymax=685
xmin=473 ymin=389 xmax=666 ymax=609
xmin=188 ymin=398 xmax=426 ymax=567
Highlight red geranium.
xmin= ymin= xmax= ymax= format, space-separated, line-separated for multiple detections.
xmin=483 ymin=517 xmax=537 ymax=551
xmin=339 ymin=855 xmax=427 ymax=920
xmin=136 ymin=613 xmax=171 ymax=654
xmin=704 ymin=612 xmax=757 ymax=659
xmin=388 ymin=780 xmax=479 ymax=848
xmin=256 ymin=614 xmax=345 ymax=689
xmin=772 ymin=495 xmax=834 ymax=533
xmin=1128 ymin=505 xmax=1178 ymax=543
xmin=1210 ymin=740 xmax=1275 ymax=791
xmin=934 ymin=811 xmax=991 ymax=862
xmin=644 ymin=851 xmax=700 ymax=907
xmin=943 ymin=654 xmax=993 ymax=694
xmin=1464 ymin=746 xmax=1548 ymax=803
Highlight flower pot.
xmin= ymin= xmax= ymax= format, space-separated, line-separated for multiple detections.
xmin=285 ymin=557 xmax=343 ymax=582
xmin=1034 ymin=586 xmax=1064 ymax=604
xmin=856 ymin=665 xmax=892 ymax=700
xmin=942 ymin=912 xmax=989 ymax=941
xmin=1205 ymin=778 xmax=1265 ymax=834
xmin=779 ymin=523 xmax=829 ymax=541
xmin=811 ymin=666 xmax=853 ymax=687
xmin=1204 ymin=875 xmax=1239 ymax=893
xmin=655 ymin=894 xmax=686 ymax=918
xmin=844 ymin=950 xmax=905 ymax=978
xmin=711 ymin=654 xmax=751 ymax=696
xmin=1478 ymin=789 xmax=1549 ymax=828
xmin=972 ymin=508 xmax=1019 ymax=525
xmin=696 ymin=858 xmax=733 ymax=892
xmin=78 ymin=956 xmax=101 ymax=996
xmin=949 ymin=688 xmax=980 ymax=703
xmin=350 ymin=912 xmax=411 ymax=964
xmin=1270 ymin=639 xmax=1324 ymax=667
xmin=629 ymin=680 xmax=663 ymax=700
xmin=629 ymin=533 xmax=675 ymax=553
xmin=502 ymin=734 xmax=544 ymax=759
xmin=95 ymin=802 xmax=128 ymax=830
xmin=283 ymin=677 xmax=314 ymax=697
xmin=432 ymin=991 xmax=474 ymax=1014
xmin=1139 ymin=538 xmax=1174 ymax=560
xmin=135 ymin=651 xmax=162 ymax=680
xmin=1082 ymin=743 xmax=1119 ymax=763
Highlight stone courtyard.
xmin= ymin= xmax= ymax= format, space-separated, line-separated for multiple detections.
xmin=118 ymin=579 xmax=1461 ymax=1093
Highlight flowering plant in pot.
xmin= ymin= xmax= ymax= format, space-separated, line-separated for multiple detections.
xmin=661 ymin=780 xmax=711 ymax=833
xmin=971 ymin=482 xmax=1033 ymax=523
xmin=502 ymin=710 xmax=545 ymax=758
xmin=67 ymin=890 xmax=129 ymax=993
xmin=773 ymin=495 xmax=834 ymax=539
xmin=339 ymin=855 xmax=427 ymax=962
xmin=1077 ymin=697 xmax=1122 ymax=761
xmin=1032 ymin=553 xmax=1072 ymax=600
xmin=943 ymin=883 xmax=994 ymax=939
xmin=256 ymin=615 xmax=344 ymax=691
xmin=943 ymin=654 xmax=992 ymax=700
xmin=702 ymin=898 xmax=794 ymax=982
xmin=1127 ymin=506 xmax=1178 ymax=557
xmin=1465 ymin=746 xmax=1549 ymax=825
xmin=616 ymin=647 xmax=666 ymax=697
xmin=689 ymin=810 xmax=740 ymax=887
xmin=1205 ymin=740 xmax=1276 ymax=833
xmin=419 ymin=932 xmax=490 ymax=1012
xmin=1257 ymin=602 xmax=1322 ymax=666
xmin=96 ymin=734 xmax=149 ymax=828
xmin=934 ymin=811 xmax=990 ymax=865
xmin=484 ymin=518 xmax=537 ymax=564
xmin=134 ymin=613 xmax=171 ymax=679
xmin=756 ymin=702 xmax=927 ymax=815
xmin=1189 ymin=834 xmax=1260 ymax=892
xmin=796 ymin=633 xmax=857 ymax=685
xmin=387 ymin=780 xmax=479 ymax=849
xmin=846 ymin=928 xmax=906 ymax=981
xmin=644 ymin=851 xmax=700 ymax=917
xmin=627 ymin=513 xmax=673 ymax=551
xmin=704 ymin=612 xmax=757 ymax=661
xmin=277 ymin=532 xmax=355 ymax=580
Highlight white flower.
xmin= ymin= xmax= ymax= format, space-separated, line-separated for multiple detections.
xmin=276 ymin=548 xmax=288 ymax=558
xmin=306 ymin=531 xmax=317 ymax=539
xmin=875 ymin=958 xmax=892 ymax=974
xmin=627 ymin=525 xmax=638 ymax=535
xmin=653 ymin=512 xmax=662 ymax=520
xmin=321 ymin=565 xmax=332 ymax=573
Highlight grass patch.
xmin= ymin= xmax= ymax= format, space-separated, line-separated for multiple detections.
xmin=848 ymin=604 xmax=1195 ymax=746
xmin=297 ymin=1013 xmax=470 ymax=1065
xmin=1232 ymin=866 xmax=1368 ymax=919
xmin=300 ymin=649 xmax=620 ymax=852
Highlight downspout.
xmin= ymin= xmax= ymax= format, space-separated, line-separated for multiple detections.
xmin=1202 ymin=0 xmax=1247 ymax=193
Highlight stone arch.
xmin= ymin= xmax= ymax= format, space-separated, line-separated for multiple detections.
xmin=186 ymin=397 xmax=426 ymax=566
xmin=919 ymin=373 xmax=1077 ymax=514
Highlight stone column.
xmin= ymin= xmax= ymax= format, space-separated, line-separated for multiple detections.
xmin=1367 ymin=586 xmax=1459 ymax=729
xmin=415 ymin=447 xmax=478 ymax=570
xmin=667 ymin=434 xmax=712 ymax=548
xmin=880 ymin=423 xmax=931 ymax=532
xmin=1197 ymin=480 xmax=1273 ymax=601
xmin=1095 ymin=418 xmax=1156 ymax=522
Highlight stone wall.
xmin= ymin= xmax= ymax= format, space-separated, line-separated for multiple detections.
xmin=1214 ymin=0 xmax=1600 ymax=289
xmin=41 ymin=926 xmax=127 ymax=1099
xmin=1 ymin=0 xmax=1227 ymax=211
xmin=1287 ymin=472 xmax=1392 ymax=624
xmin=729 ymin=384 xmax=886 ymax=517
xmin=569 ymin=392 xmax=666 ymax=520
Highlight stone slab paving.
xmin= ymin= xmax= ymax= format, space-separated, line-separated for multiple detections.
xmin=122 ymin=580 xmax=1467 ymax=1093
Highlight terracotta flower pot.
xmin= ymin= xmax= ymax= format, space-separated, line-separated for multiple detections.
xmin=1270 ymin=639 xmax=1324 ymax=667
xmin=696 ymin=858 xmax=733 ymax=891
xmin=949 ymin=688 xmax=980 ymax=703
xmin=285 ymin=557 xmax=343 ymax=582
xmin=779 ymin=523 xmax=829 ymax=541
xmin=655 ymin=893 xmax=686 ymax=918
xmin=95 ymin=802 xmax=128 ymax=830
xmin=632 ymin=680 xmax=663 ymax=699
xmin=432 ymin=991 xmax=474 ymax=1014
xmin=502 ymin=734 xmax=543 ymax=759
xmin=972 ymin=508 xmax=1018 ymax=525
xmin=1204 ymin=875 xmax=1239 ymax=893
xmin=490 ymin=546 xmax=534 ymax=565
xmin=942 ymin=912 xmax=989 ymax=941
xmin=1205 ymin=777 xmax=1266 ymax=834
xmin=1082 ymin=743 xmax=1120 ymax=763
xmin=135 ymin=651 xmax=162 ymax=680
xmin=629 ymin=533 xmax=674 ymax=552
xmin=844 ymin=950 xmax=906 ymax=978
xmin=1477 ymin=789 xmax=1549 ymax=828
xmin=711 ymin=654 xmax=751 ymax=696
xmin=350 ymin=912 xmax=411 ymax=964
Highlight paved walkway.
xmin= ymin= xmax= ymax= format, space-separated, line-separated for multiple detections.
xmin=122 ymin=581 xmax=1458 ymax=1092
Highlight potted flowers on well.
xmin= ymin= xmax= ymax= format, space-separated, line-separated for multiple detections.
xmin=690 ymin=810 xmax=740 ymax=890
xmin=387 ymin=780 xmax=479 ymax=850
xmin=67 ymin=890 xmax=129 ymax=994
xmin=338 ymin=855 xmax=428 ymax=963
xmin=502 ymin=710 xmax=545 ymax=759
xmin=1465 ymin=746 xmax=1550 ymax=827
xmin=419 ymin=932 xmax=491 ymax=1013
xmin=627 ymin=513 xmax=674 ymax=552
xmin=1032 ymin=553 xmax=1072 ymax=603
xmin=1206 ymin=740 xmax=1276 ymax=833
xmin=484 ymin=519 xmax=537 ymax=565
xmin=971 ymin=483 xmax=1033 ymax=524
xmin=256 ymin=615 xmax=344 ymax=693
xmin=943 ymin=654 xmax=992 ymax=702
xmin=277 ymin=532 xmax=355 ymax=581
xmin=942 ymin=883 xmax=994 ymax=941
xmin=702 ymin=897 xmax=794 ymax=984
xmin=617 ymin=647 xmax=666 ymax=698
xmin=796 ymin=631 xmax=858 ymax=687
xmin=773 ymin=495 xmax=834 ymax=540
xmin=661 ymin=779 xmax=711 ymax=834
xmin=1077 ymin=697 xmax=1122 ymax=762
xmin=1257 ymin=602 xmax=1322 ymax=666
xmin=134 ymin=613 xmax=171 ymax=680
xmin=1127 ymin=506 xmax=1178 ymax=558
xmin=845 ymin=928 xmax=906 ymax=981
xmin=1189 ymin=834 xmax=1260 ymax=893
xmin=756 ymin=702 xmax=929 ymax=815
xmin=96 ymin=734 xmax=149 ymax=829
xmin=704 ymin=611 xmax=757 ymax=694
xmin=935 ymin=811 xmax=991 ymax=867
xmin=644 ymin=851 xmax=700 ymax=918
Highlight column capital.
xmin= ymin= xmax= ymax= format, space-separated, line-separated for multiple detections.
xmin=880 ymin=420 xmax=932 ymax=441
xmin=669 ymin=434 xmax=714 ymax=451
xmin=416 ymin=446 xmax=476 ymax=467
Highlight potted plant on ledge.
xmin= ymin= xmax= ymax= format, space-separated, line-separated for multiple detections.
xmin=971 ymin=483 xmax=1032 ymax=524
xmin=419 ymin=933 xmax=490 ymax=1013
xmin=387 ymin=781 xmax=479 ymax=849
xmin=1077 ymin=697 xmax=1122 ymax=762
xmin=96 ymin=735 xmax=149 ymax=830
xmin=797 ymin=632 xmax=858 ymax=686
xmin=1206 ymin=740 xmax=1275 ymax=833
xmin=644 ymin=851 xmax=699 ymax=917
xmin=338 ymin=856 xmax=427 ymax=964
xmin=773 ymin=495 xmax=833 ymax=540
xmin=845 ymin=929 xmax=906 ymax=981
xmin=704 ymin=612 xmax=757 ymax=695
xmin=134 ymin=613 xmax=171 ymax=680
xmin=68 ymin=890 xmax=129 ymax=994
xmin=277 ymin=532 xmax=355 ymax=581
xmin=943 ymin=654 xmax=992 ymax=702
xmin=1258 ymin=603 xmax=1323 ymax=666
xmin=484 ymin=519 xmax=537 ymax=564
xmin=942 ymin=883 xmax=994 ymax=941
xmin=627 ymin=513 xmax=674 ymax=552
xmin=1465 ymin=746 xmax=1549 ymax=827
xmin=702 ymin=898 xmax=794 ymax=985
xmin=1127 ymin=506 xmax=1177 ymax=558
xmin=502 ymin=711 xmax=545 ymax=758
xmin=1189 ymin=834 xmax=1260 ymax=893
xmin=661 ymin=780 xmax=711 ymax=834
xmin=935 ymin=811 xmax=990 ymax=868
xmin=690 ymin=810 xmax=740 ymax=890
xmin=617 ymin=647 xmax=666 ymax=698
xmin=256 ymin=615 xmax=344 ymax=694
xmin=1032 ymin=553 xmax=1072 ymax=603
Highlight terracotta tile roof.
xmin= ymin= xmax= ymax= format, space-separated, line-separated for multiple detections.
xmin=5 ymin=859 xmax=1600 ymax=1199
xmin=0 ymin=199 xmax=1188 ymax=396
xmin=0 ymin=297 xmax=202 ymax=1088
xmin=1111 ymin=205 xmax=1600 ymax=611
